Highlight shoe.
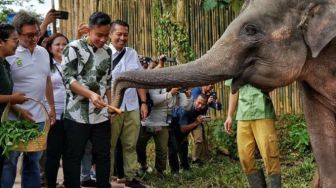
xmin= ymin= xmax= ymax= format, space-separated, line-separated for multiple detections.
xmin=156 ymin=171 xmax=165 ymax=180
xmin=116 ymin=178 xmax=127 ymax=183
xmin=136 ymin=166 xmax=153 ymax=177
xmin=171 ymin=170 xmax=179 ymax=178
xmin=192 ymin=159 xmax=204 ymax=166
xmin=124 ymin=178 xmax=146 ymax=188
xmin=80 ymin=179 xmax=97 ymax=187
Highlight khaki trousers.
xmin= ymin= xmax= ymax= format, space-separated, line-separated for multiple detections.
xmin=110 ymin=110 xmax=140 ymax=178
xmin=191 ymin=125 xmax=208 ymax=161
xmin=237 ymin=119 xmax=281 ymax=176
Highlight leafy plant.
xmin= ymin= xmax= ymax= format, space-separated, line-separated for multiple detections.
xmin=278 ymin=114 xmax=311 ymax=155
xmin=0 ymin=120 xmax=42 ymax=157
xmin=206 ymin=119 xmax=238 ymax=159
xmin=152 ymin=0 xmax=195 ymax=63
xmin=202 ymin=0 xmax=242 ymax=13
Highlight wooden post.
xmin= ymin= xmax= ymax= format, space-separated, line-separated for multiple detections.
xmin=51 ymin=0 xmax=57 ymax=33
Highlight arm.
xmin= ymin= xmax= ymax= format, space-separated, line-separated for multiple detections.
xmin=70 ymin=81 xmax=107 ymax=109
xmin=137 ymin=88 xmax=148 ymax=119
xmin=179 ymin=88 xmax=193 ymax=110
xmin=62 ymin=45 xmax=107 ymax=109
xmin=45 ymin=76 xmax=56 ymax=125
xmin=76 ymin=23 xmax=89 ymax=39
xmin=149 ymin=89 xmax=167 ymax=105
xmin=39 ymin=10 xmax=56 ymax=38
xmin=180 ymin=115 xmax=204 ymax=133
xmin=223 ymin=90 xmax=239 ymax=134
xmin=0 ymin=92 xmax=26 ymax=104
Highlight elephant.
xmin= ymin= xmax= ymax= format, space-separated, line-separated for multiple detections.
xmin=111 ymin=0 xmax=336 ymax=186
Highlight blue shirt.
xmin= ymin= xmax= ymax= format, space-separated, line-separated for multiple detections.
xmin=173 ymin=105 xmax=207 ymax=129
xmin=191 ymin=87 xmax=222 ymax=110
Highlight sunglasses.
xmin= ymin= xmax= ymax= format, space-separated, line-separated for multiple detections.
xmin=20 ymin=32 xmax=40 ymax=39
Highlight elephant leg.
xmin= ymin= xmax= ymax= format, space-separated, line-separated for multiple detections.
xmin=301 ymin=85 xmax=336 ymax=187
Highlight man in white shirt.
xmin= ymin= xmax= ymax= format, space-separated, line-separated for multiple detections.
xmin=109 ymin=20 xmax=148 ymax=187
xmin=1 ymin=11 xmax=55 ymax=188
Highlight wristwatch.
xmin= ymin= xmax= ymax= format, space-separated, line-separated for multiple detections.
xmin=140 ymin=101 xmax=147 ymax=104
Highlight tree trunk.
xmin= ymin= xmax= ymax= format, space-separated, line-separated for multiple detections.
xmin=176 ymin=0 xmax=187 ymax=64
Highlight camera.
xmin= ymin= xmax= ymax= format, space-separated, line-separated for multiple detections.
xmin=209 ymin=91 xmax=217 ymax=100
xmin=178 ymin=87 xmax=188 ymax=93
xmin=165 ymin=57 xmax=176 ymax=62
xmin=159 ymin=56 xmax=167 ymax=62
xmin=201 ymin=115 xmax=211 ymax=121
xmin=52 ymin=10 xmax=69 ymax=20
xmin=139 ymin=56 xmax=152 ymax=64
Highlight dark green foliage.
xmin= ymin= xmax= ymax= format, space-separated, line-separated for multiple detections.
xmin=0 ymin=120 xmax=42 ymax=157
xmin=152 ymin=0 xmax=195 ymax=62
xmin=202 ymin=0 xmax=242 ymax=13
xmin=138 ymin=114 xmax=314 ymax=187
xmin=277 ymin=114 xmax=311 ymax=155
xmin=206 ymin=119 xmax=238 ymax=159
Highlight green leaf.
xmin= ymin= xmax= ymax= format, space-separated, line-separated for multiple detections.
xmin=203 ymin=0 xmax=218 ymax=12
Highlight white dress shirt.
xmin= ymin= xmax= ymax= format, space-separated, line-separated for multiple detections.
xmin=110 ymin=44 xmax=143 ymax=111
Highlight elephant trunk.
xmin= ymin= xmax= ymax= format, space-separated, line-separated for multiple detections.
xmin=111 ymin=51 xmax=234 ymax=107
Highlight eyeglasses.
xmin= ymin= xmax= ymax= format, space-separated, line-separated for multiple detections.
xmin=20 ymin=32 xmax=40 ymax=39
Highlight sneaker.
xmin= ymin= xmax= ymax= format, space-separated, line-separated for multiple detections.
xmin=124 ymin=178 xmax=146 ymax=188
xmin=80 ymin=179 xmax=97 ymax=187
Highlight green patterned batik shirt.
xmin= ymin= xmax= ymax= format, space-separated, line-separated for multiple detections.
xmin=61 ymin=38 xmax=112 ymax=124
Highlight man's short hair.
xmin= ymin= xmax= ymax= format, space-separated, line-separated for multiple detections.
xmin=111 ymin=19 xmax=129 ymax=32
xmin=89 ymin=12 xmax=111 ymax=28
xmin=12 ymin=11 xmax=39 ymax=34
xmin=0 ymin=23 xmax=15 ymax=41
xmin=197 ymin=94 xmax=208 ymax=101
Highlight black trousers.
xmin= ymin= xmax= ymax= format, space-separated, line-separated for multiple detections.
xmin=0 ymin=147 xmax=4 ymax=188
xmin=168 ymin=128 xmax=190 ymax=173
xmin=114 ymin=138 xmax=124 ymax=178
xmin=63 ymin=119 xmax=111 ymax=188
xmin=45 ymin=120 xmax=65 ymax=188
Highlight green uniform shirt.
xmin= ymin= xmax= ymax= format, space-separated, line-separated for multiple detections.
xmin=0 ymin=58 xmax=13 ymax=118
xmin=225 ymin=80 xmax=275 ymax=120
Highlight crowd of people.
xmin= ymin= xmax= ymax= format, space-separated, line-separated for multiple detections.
xmin=0 ymin=9 xmax=281 ymax=188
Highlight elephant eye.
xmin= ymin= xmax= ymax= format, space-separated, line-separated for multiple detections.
xmin=243 ymin=24 xmax=258 ymax=36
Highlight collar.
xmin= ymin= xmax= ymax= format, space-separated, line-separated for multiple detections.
xmin=109 ymin=43 xmax=125 ymax=55
xmin=16 ymin=44 xmax=39 ymax=53
xmin=82 ymin=37 xmax=98 ymax=52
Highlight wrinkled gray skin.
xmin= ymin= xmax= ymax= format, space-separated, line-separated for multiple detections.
xmin=112 ymin=0 xmax=336 ymax=186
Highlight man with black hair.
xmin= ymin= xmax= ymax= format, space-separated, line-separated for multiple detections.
xmin=190 ymin=84 xmax=222 ymax=165
xmin=109 ymin=19 xmax=148 ymax=187
xmin=1 ymin=11 xmax=56 ymax=188
xmin=168 ymin=94 xmax=208 ymax=175
xmin=61 ymin=12 xmax=112 ymax=188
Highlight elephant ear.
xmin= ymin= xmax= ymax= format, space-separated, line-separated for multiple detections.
xmin=303 ymin=2 xmax=336 ymax=58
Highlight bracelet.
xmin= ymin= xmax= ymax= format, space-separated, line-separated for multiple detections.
xmin=140 ymin=101 xmax=147 ymax=104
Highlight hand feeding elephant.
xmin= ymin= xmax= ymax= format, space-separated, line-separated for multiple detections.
xmin=111 ymin=0 xmax=336 ymax=186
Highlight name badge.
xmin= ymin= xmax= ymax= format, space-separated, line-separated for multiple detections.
xmin=16 ymin=59 xmax=23 ymax=67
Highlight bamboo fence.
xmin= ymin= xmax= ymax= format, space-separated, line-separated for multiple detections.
xmin=58 ymin=0 xmax=303 ymax=117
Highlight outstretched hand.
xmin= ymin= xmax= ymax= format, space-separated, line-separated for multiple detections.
xmin=224 ymin=116 xmax=233 ymax=134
